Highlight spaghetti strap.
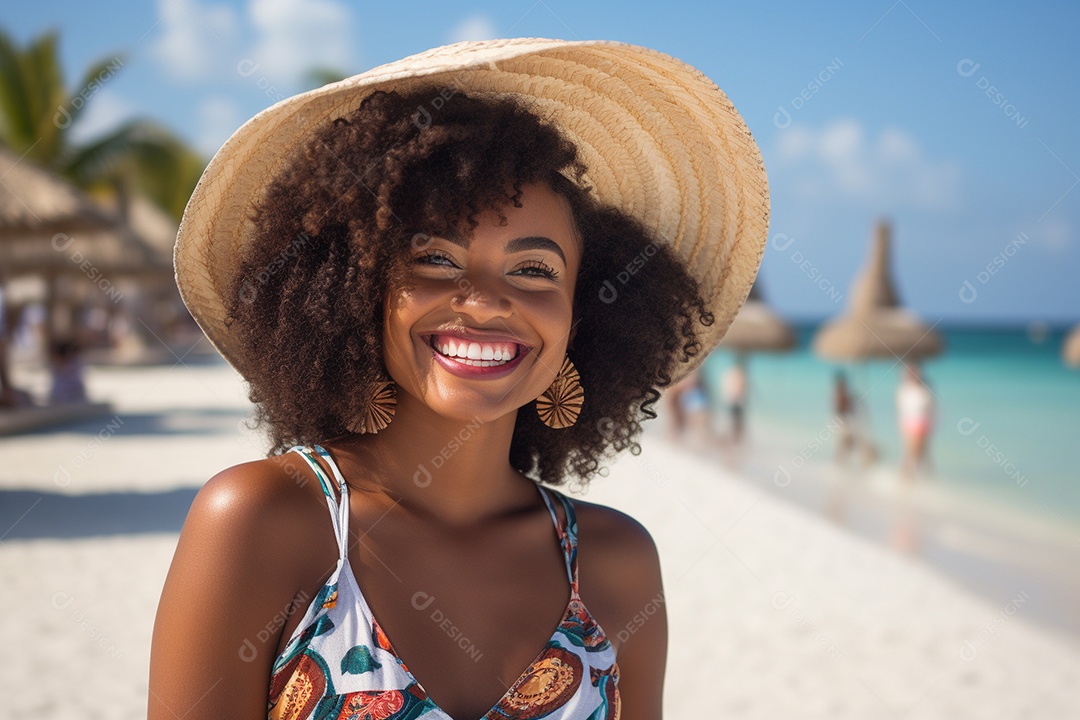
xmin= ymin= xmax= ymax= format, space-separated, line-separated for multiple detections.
xmin=289 ymin=445 xmax=350 ymax=562
xmin=536 ymin=483 xmax=562 ymax=534
xmin=535 ymin=483 xmax=579 ymax=589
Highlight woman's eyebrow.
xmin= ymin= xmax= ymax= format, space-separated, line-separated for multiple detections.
xmin=505 ymin=236 xmax=566 ymax=264
xmin=441 ymin=233 xmax=567 ymax=265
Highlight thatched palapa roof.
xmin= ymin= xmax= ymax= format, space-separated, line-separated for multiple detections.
xmin=0 ymin=146 xmax=119 ymax=241
xmin=813 ymin=219 xmax=943 ymax=362
xmin=719 ymin=282 xmax=797 ymax=353
xmin=0 ymin=148 xmax=174 ymax=277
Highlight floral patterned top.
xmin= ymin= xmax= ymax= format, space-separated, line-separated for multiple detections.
xmin=268 ymin=445 xmax=621 ymax=720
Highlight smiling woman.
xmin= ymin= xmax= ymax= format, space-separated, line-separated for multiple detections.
xmin=152 ymin=38 xmax=768 ymax=720
xmin=223 ymin=87 xmax=713 ymax=486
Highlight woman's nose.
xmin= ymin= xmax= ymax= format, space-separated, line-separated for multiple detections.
xmin=449 ymin=271 xmax=513 ymax=321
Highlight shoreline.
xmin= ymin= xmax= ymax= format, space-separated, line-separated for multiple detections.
xmin=657 ymin=419 xmax=1080 ymax=644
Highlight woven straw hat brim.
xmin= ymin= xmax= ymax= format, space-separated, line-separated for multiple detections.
xmin=174 ymin=37 xmax=770 ymax=384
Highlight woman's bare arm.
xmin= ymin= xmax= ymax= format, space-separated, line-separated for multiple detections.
xmin=610 ymin=522 xmax=667 ymax=720
xmin=148 ymin=461 xmax=320 ymax=720
xmin=579 ymin=503 xmax=667 ymax=720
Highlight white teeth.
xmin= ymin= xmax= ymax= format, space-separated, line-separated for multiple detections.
xmin=430 ymin=335 xmax=520 ymax=366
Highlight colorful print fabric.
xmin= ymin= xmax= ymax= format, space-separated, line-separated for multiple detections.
xmin=267 ymin=445 xmax=621 ymax=720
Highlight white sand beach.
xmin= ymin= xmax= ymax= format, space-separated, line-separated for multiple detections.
xmin=2 ymin=360 xmax=1080 ymax=719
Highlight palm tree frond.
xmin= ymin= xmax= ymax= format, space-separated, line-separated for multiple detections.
xmin=23 ymin=30 xmax=65 ymax=161
xmin=62 ymin=52 xmax=127 ymax=132
xmin=0 ymin=28 xmax=38 ymax=150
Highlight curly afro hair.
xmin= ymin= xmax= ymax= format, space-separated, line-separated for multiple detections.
xmin=226 ymin=86 xmax=715 ymax=487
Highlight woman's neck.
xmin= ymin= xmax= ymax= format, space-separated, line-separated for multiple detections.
xmin=322 ymin=390 xmax=537 ymax=528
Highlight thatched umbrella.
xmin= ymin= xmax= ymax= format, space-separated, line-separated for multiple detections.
xmin=0 ymin=149 xmax=175 ymax=350
xmin=813 ymin=306 xmax=942 ymax=361
xmin=718 ymin=281 xmax=797 ymax=354
xmin=0 ymin=148 xmax=127 ymax=364
xmin=0 ymin=147 xmax=120 ymax=242
xmin=1063 ymin=325 xmax=1080 ymax=368
xmin=0 ymin=148 xmax=175 ymax=277
xmin=813 ymin=219 xmax=943 ymax=362
xmin=0 ymin=197 xmax=168 ymax=278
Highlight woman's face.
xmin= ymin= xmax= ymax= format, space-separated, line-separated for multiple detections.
xmin=382 ymin=181 xmax=583 ymax=425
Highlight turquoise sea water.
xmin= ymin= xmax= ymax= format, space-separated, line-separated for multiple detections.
xmin=701 ymin=324 xmax=1080 ymax=530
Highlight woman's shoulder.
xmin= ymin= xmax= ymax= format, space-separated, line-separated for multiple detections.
xmin=573 ymin=498 xmax=661 ymax=582
xmin=196 ymin=452 xmax=327 ymax=520
xmin=150 ymin=453 xmax=336 ymax=717
xmin=567 ymin=495 xmax=659 ymax=557
xmin=186 ymin=453 xmax=339 ymax=580
xmin=557 ymin=494 xmax=665 ymax=642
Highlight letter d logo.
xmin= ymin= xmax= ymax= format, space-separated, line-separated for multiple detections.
xmin=773 ymin=464 xmax=792 ymax=488
xmin=412 ymin=106 xmax=432 ymax=130
xmin=412 ymin=591 xmax=436 ymax=610
xmin=239 ymin=639 xmax=258 ymax=662
xmin=956 ymin=417 xmax=981 ymax=436
xmin=413 ymin=463 xmax=432 ymax=488
xmin=598 ymin=280 xmax=618 ymax=304
xmin=958 ymin=280 xmax=978 ymax=304
xmin=773 ymin=105 xmax=792 ymax=130
xmin=956 ymin=59 xmax=981 ymax=78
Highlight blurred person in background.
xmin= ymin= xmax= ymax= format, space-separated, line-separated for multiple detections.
xmin=720 ymin=355 xmax=748 ymax=443
xmin=48 ymin=339 xmax=87 ymax=404
xmin=0 ymin=280 xmax=10 ymax=405
xmin=666 ymin=367 xmax=717 ymax=446
xmin=0 ymin=279 xmax=31 ymax=408
xmin=833 ymin=369 xmax=856 ymax=464
xmin=897 ymin=362 xmax=934 ymax=479
xmin=832 ymin=370 xmax=880 ymax=468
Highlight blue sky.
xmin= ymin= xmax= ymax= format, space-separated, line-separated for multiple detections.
xmin=5 ymin=0 xmax=1078 ymax=324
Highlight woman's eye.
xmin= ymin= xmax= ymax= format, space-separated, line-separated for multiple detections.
xmin=514 ymin=261 xmax=559 ymax=280
xmin=413 ymin=251 xmax=457 ymax=268
xmin=413 ymin=252 xmax=557 ymax=280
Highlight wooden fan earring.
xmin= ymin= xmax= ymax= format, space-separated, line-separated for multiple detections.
xmin=348 ymin=379 xmax=397 ymax=434
xmin=536 ymin=355 xmax=584 ymax=429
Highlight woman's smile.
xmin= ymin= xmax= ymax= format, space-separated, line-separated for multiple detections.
xmin=427 ymin=336 xmax=532 ymax=378
xmin=422 ymin=331 xmax=534 ymax=378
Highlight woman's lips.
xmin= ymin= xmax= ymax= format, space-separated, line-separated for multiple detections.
xmin=428 ymin=333 xmax=522 ymax=364
xmin=424 ymin=334 xmax=531 ymax=378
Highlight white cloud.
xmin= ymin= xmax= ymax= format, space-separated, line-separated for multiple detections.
xmin=775 ymin=118 xmax=963 ymax=212
xmin=153 ymin=0 xmax=238 ymax=81
xmin=448 ymin=14 xmax=498 ymax=43
xmin=247 ymin=0 xmax=352 ymax=86
xmin=68 ymin=89 xmax=140 ymax=145
xmin=195 ymin=96 xmax=243 ymax=157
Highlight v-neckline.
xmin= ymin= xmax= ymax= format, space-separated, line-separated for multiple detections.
xmin=309 ymin=446 xmax=586 ymax=719
xmin=340 ymin=558 xmax=577 ymax=720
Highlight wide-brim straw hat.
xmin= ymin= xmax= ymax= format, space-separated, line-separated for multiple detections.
xmin=174 ymin=37 xmax=770 ymax=384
